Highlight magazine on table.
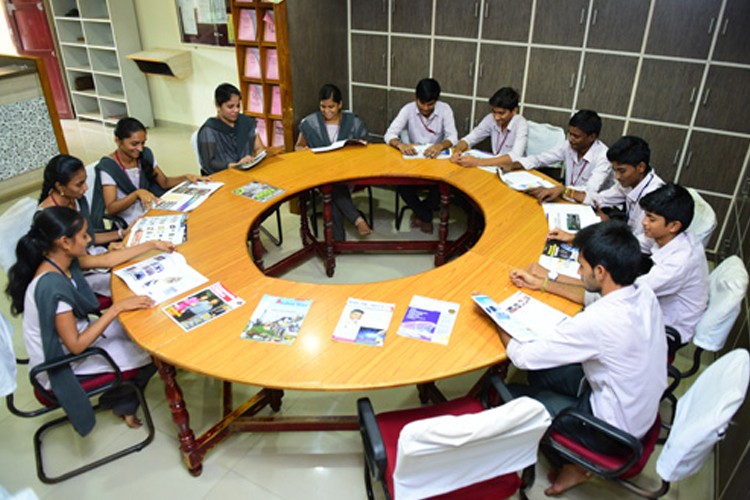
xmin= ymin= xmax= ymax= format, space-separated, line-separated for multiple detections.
xmin=240 ymin=294 xmax=312 ymax=345
xmin=233 ymin=149 xmax=267 ymax=170
xmin=126 ymin=214 xmax=188 ymax=247
xmin=497 ymin=170 xmax=555 ymax=191
xmin=401 ymin=144 xmax=451 ymax=160
xmin=152 ymin=181 xmax=224 ymax=212
xmin=233 ymin=181 xmax=285 ymax=202
xmin=332 ymin=298 xmax=395 ymax=347
xmin=542 ymin=203 xmax=600 ymax=233
xmin=114 ymin=252 xmax=208 ymax=304
xmin=309 ymin=138 xmax=367 ymax=153
xmin=472 ymin=292 xmax=570 ymax=343
xmin=539 ymin=239 xmax=581 ymax=279
xmin=396 ymin=295 xmax=460 ymax=345
xmin=162 ymin=282 xmax=244 ymax=332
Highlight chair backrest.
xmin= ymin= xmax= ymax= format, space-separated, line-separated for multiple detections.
xmin=393 ymin=396 xmax=551 ymax=500
xmin=656 ymin=349 xmax=750 ymax=482
xmin=693 ymin=256 xmax=749 ymax=352
xmin=686 ymin=188 xmax=717 ymax=247
xmin=0 ymin=312 xmax=17 ymax=397
xmin=83 ymin=162 xmax=98 ymax=209
xmin=0 ymin=197 xmax=38 ymax=274
xmin=190 ymin=130 xmax=201 ymax=165
xmin=526 ymin=120 xmax=566 ymax=157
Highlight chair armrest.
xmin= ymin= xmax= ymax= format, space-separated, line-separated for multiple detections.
xmin=545 ymin=407 xmax=643 ymax=478
xmin=357 ymin=397 xmax=387 ymax=480
xmin=480 ymin=372 xmax=515 ymax=408
xmin=102 ymin=214 xmax=128 ymax=231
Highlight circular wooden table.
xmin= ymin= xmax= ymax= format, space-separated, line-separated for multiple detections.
xmin=112 ymin=144 xmax=579 ymax=475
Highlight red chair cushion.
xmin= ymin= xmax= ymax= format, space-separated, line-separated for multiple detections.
xmin=96 ymin=295 xmax=113 ymax=311
xmin=548 ymin=415 xmax=661 ymax=480
xmin=375 ymin=396 xmax=522 ymax=499
xmin=33 ymin=368 xmax=142 ymax=408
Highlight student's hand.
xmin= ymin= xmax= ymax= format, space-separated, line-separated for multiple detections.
xmin=136 ymin=189 xmax=159 ymax=209
xmin=501 ymin=162 xmax=524 ymax=173
xmin=423 ymin=144 xmax=444 ymax=159
xmin=593 ymin=203 xmax=610 ymax=221
xmin=150 ymin=240 xmax=177 ymax=253
xmin=454 ymin=154 xmax=479 ymax=168
xmin=509 ymin=269 xmax=543 ymax=290
xmin=397 ymin=143 xmax=418 ymax=156
xmin=238 ymin=154 xmax=256 ymax=165
xmin=525 ymin=262 xmax=552 ymax=279
xmin=547 ymin=228 xmax=574 ymax=243
xmin=114 ymin=295 xmax=155 ymax=313
xmin=534 ymin=186 xmax=565 ymax=203
xmin=185 ymin=174 xmax=211 ymax=183
xmin=108 ymin=241 xmax=125 ymax=252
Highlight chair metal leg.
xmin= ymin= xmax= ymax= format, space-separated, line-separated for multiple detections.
xmin=260 ymin=206 xmax=283 ymax=246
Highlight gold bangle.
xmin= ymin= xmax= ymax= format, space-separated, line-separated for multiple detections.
xmin=541 ymin=277 xmax=549 ymax=292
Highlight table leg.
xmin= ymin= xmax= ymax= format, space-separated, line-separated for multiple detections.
xmin=299 ymin=192 xmax=313 ymax=246
xmin=268 ymin=389 xmax=284 ymax=411
xmin=250 ymin=223 xmax=264 ymax=271
xmin=435 ymin=183 xmax=451 ymax=266
xmin=322 ymin=184 xmax=336 ymax=277
xmin=417 ymin=382 xmax=447 ymax=405
xmin=155 ymin=358 xmax=202 ymax=477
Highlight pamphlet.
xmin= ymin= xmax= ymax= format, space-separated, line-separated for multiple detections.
xmin=542 ymin=203 xmax=600 ymax=233
xmin=332 ymin=298 xmax=395 ymax=347
xmin=472 ymin=292 xmax=570 ymax=343
xmin=152 ymin=181 xmax=224 ymax=212
xmin=498 ymin=170 xmax=555 ymax=191
xmin=539 ymin=240 xmax=581 ymax=279
xmin=233 ymin=149 xmax=267 ymax=170
xmin=241 ymin=294 xmax=312 ymax=345
xmin=397 ymin=295 xmax=460 ymax=345
xmin=401 ymin=144 xmax=451 ymax=160
xmin=126 ymin=214 xmax=188 ymax=247
xmin=233 ymin=180 xmax=285 ymax=202
xmin=114 ymin=252 xmax=208 ymax=304
xmin=162 ymin=282 xmax=245 ymax=332
xmin=309 ymin=138 xmax=367 ymax=154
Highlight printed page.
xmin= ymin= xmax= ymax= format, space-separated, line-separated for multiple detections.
xmin=332 ymin=298 xmax=395 ymax=347
xmin=152 ymin=181 xmax=224 ymax=212
xmin=309 ymin=138 xmax=367 ymax=153
xmin=163 ymin=282 xmax=244 ymax=332
xmin=233 ymin=180 xmax=284 ymax=202
xmin=397 ymin=295 xmax=460 ymax=345
xmin=539 ymin=240 xmax=582 ymax=279
xmin=473 ymin=291 xmax=569 ymax=342
xmin=126 ymin=214 xmax=188 ymax=247
xmin=114 ymin=252 xmax=208 ymax=304
xmin=241 ymin=294 xmax=312 ymax=345
xmin=401 ymin=144 xmax=450 ymax=160
xmin=499 ymin=171 xmax=555 ymax=191
xmin=543 ymin=203 xmax=601 ymax=233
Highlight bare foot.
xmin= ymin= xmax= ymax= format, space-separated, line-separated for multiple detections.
xmin=544 ymin=464 xmax=592 ymax=496
xmin=120 ymin=414 xmax=143 ymax=429
xmin=410 ymin=215 xmax=423 ymax=228
xmin=420 ymin=221 xmax=434 ymax=234
xmin=354 ymin=216 xmax=372 ymax=236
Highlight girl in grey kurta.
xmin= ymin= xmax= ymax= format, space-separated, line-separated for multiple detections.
xmin=296 ymin=84 xmax=372 ymax=240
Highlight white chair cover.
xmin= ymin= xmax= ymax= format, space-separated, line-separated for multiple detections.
xmin=526 ymin=121 xmax=566 ymax=156
xmin=0 ymin=197 xmax=38 ymax=274
xmin=0 ymin=313 xmax=17 ymax=397
xmin=190 ymin=130 xmax=201 ymax=166
xmin=83 ymin=161 xmax=98 ymax=209
xmin=656 ymin=349 xmax=750 ymax=482
xmin=686 ymin=188 xmax=717 ymax=247
xmin=693 ymin=256 xmax=748 ymax=352
xmin=393 ymin=397 xmax=551 ymax=500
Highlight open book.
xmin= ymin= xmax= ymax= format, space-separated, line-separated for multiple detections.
xmin=542 ymin=203 xmax=601 ymax=233
xmin=126 ymin=214 xmax=188 ymax=247
xmin=401 ymin=144 xmax=450 ymax=160
xmin=472 ymin=292 xmax=569 ymax=342
xmin=332 ymin=298 xmax=395 ymax=347
xmin=539 ymin=240 xmax=581 ymax=279
xmin=310 ymin=138 xmax=367 ymax=153
xmin=114 ymin=252 xmax=208 ymax=304
xmin=233 ymin=149 xmax=267 ymax=170
xmin=153 ymin=181 xmax=224 ymax=212
xmin=497 ymin=170 xmax=555 ymax=191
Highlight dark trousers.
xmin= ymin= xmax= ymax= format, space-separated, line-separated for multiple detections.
xmin=398 ymin=185 xmax=440 ymax=223
xmin=82 ymin=363 xmax=157 ymax=417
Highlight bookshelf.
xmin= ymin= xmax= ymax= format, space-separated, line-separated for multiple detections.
xmin=230 ymin=0 xmax=294 ymax=151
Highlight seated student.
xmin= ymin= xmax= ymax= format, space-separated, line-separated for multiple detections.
xmin=92 ymin=117 xmax=209 ymax=229
xmin=544 ymin=136 xmax=665 ymax=251
xmin=296 ymin=83 xmax=371 ymax=240
xmin=501 ymin=221 xmax=667 ymax=496
xmin=197 ymin=83 xmax=266 ymax=174
xmin=5 ymin=207 xmax=175 ymax=429
xmin=384 ymin=78 xmax=458 ymax=233
xmin=450 ymin=86 xmax=528 ymax=168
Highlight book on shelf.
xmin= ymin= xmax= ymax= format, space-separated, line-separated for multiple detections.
xmin=126 ymin=214 xmax=188 ymax=247
xmin=244 ymin=47 xmax=261 ymax=78
xmin=152 ymin=181 xmax=224 ymax=212
xmin=472 ymin=292 xmax=570 ymax=343
xmin=256 ymin=118 xmax=268 ymax=144
xmin=232 ymin=149 xmax=267 ymax=170
xmin=163 ymin=282 xmax=244 ymax=332
xmin=233 ymin=180 xmax=284 ymax=202
xmin=265 ymin=48 xmax=279 ymax=80
xmin=114 ymin=252 xmax=208 ymax=304
xmin=248 ymin=84 xmax=263 ymax=113
xmin=396 ymin=295 xmax=460 ymax=345
xmin=241 ymin=294 xmax=312 ymax=345
xmin=270 ymin=85 xmax=281 ymax=115
xmin=262 ymin=10 xmax=276 ymax=42
xmin=238 ymin=8 xmax=257 ymax=41
xmin=309 ymin=138 xmax=367 ymax=154
xmin=332 ymin=298 xmax=395 ymax=347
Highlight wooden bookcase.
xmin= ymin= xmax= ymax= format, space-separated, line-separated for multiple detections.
xmin=230 ymin=0 xmax=294 ymax=151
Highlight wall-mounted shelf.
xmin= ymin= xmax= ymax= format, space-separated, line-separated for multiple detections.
xmin=127 ymin=49 xmax=192 ymax=79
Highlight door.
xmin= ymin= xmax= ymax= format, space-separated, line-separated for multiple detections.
xmin=4 ymin=0 xmax=73 ymax=118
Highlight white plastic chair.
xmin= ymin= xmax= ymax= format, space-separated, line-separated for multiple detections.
xmin=686 ymin=188 xmax=717 ymax=247
xmin=190 ymin=130 xmax=204 ymax=175
xmin=526 ymin=121 xmax=566 ymax=156
xmin=0 ymin=312 xmax=17 ymax=397
xmin=0 ymin=197 xmax=38 ymax=274
xmin=83 ymin=161 xmax=98 ymax=209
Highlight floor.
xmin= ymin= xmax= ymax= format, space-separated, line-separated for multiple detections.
xmin=0 ymin=120 xmax=714 ymax=499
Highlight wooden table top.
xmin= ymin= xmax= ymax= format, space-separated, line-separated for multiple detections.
xmin=113 ymin=144 xmax=580 ymax=391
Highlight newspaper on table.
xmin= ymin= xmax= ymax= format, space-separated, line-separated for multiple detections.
xmin=233 ymin=181 xmax=285 ymax=202
xmin=472 ymin=292 xmax=570 ymax=343
xmin=401 ymin=144 xmax=450 ymax=160
xmin=162 ymin=282 xmax=244 ymax=332
xmin=152 ymin=181 xmax=224 ymax=212
xmin=332 ymin=298 xmax=395 ymax=347
xmin=114 ymin=252 xmax=208 ymax=304
xmin=233 ymin=149 xmax=267 ymax=170
xmin=397 ymin=295 xmax=460 ymax=345
xmin=240 ymin=294 xmax=312 ymax=345
xmin=126 ymin=214 xmax=188 ymax=247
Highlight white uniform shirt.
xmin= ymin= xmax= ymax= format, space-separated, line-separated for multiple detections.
xmin=507 ymin=284 xmax=667 ymax=439
xmin=519 ymin=139 xmax=614 ymax=197
xmin=636 ymin=232 xmax=709 ymax=344
xmin=383 ymin=101 xmax=458 ymax=146
xmin=460 ymin=113 xmax=528 ymax=158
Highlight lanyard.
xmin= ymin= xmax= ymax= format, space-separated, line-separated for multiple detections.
xmin=44 ymin=257 xmax=70 ymax=278
xmin=571 ymin=159 xmax=588 ymax=186
xmin=114 ymin=150 xmax=137 ymax=173
xmin=493 ymin=128 xmax=509 ymax=155
xmin=626 ymin=173 xmax=655 ymax=222
xmin=418 ymin=113 xmax=437 ymax=135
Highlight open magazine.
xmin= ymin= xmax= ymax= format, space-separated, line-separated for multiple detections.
xmin=153 ymin=181 xmax=224 ymax=212
xmin=310 ymin=138 xmax=367 ymax=153
xmin=401 ymin=144 xmax=450 ymax=160
xmin=233 ymin=149 xmax=267 ymax=170
xmin=114 ymin=252 xmax=208 ymax=304
xmin=397 ymin=295 xmax=459 ymax=345
xmin=542 ymin=203 xmax=600 ymax=233
xmin=240 ymin=294 xmax=312 ymax=345
xmin=233 ymin=181 xmax=285 ymax=202
xmin=497 ymin=170 xmax=555 ymax=191
xmin=472 ymin=292 xmax=569 ymax=343
xmin=332 ymin=298 xmax=395 ymax=347
xmin=162 ymin=282 xmax=244 ymax=332
xmin=126 ymin=214 xmax=188 ymax=247
xmin=539 ymin=240 xmax=581 ymax=279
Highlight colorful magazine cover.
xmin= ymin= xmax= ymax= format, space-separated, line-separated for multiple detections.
xmin=332 ymin=298 xmax=395 ymax=347
xmin=126 ymin=214 xmax=188 ymax=247
xmin=241 ymin=294 xmax=312 ymax=345
xmin=396 ymin=295 xmax=460 ymax=345
xmin=163 ymin=282 xmax=244 ymax=332
xmin=233 ymin=180 xmax=285 ymax=202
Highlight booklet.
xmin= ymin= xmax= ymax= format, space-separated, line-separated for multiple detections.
xmin=538 ymin=239 xmax=581 ymax=279
xmin=233 ymin=180 xmax=285 ymax=202
xmin=401 ymin=144 xmax=450 ymax=160
xmin=396 ymin=295 xmax=460 ymax=345
xmin=162 ymin=282 xmax=244 ymax=332
xmin=310 ymin=138 xmax=367 ymax=154
xmin=126 ymin=214 xmax=188 ymax=247
xmin=542 ymin=203 xmax=600 ymax=233
xmin=240 ymin=294 xmax=312 ymax=345
xmin=332 ymin=298 xmax=395 ymax=347
xmin=497 ymin=170 xmax=555 ymax=191
xmin=472 ymin=292 xmax=570 ymax=343
xmin=233 ymin=149 xmax=267 ymax=170
xmin=114 ymin=252 xmax=208 ymax=304
xmin=153 ymin=181 xmax=224 ymax=212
